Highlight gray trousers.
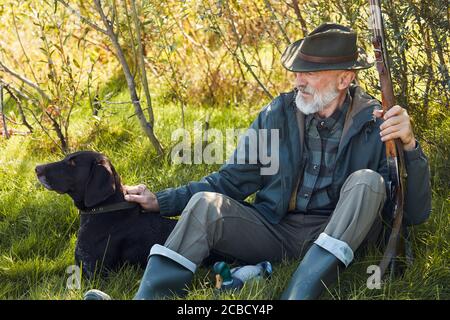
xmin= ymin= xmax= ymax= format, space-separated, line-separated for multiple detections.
xmin=163 ymin=169 xmax=386 ymax=267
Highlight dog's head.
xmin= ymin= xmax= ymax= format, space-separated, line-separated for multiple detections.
xmin=35 ymin=151 xmax=123 ymax=210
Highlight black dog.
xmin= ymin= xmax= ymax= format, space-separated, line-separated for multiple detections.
xmin=35 ymin=151 xmax=177 ymax=278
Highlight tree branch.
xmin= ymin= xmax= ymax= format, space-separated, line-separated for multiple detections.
xmin=130 ymin=0 xmax=155 ymax=127
xmin=0 ymin=60 xmax=51 ymax=102
xmin=263 ymin=0 xmax=291 ymax=44
xmin=56 ymin=0 xmax=108 ymax=35
xmin=290 ymin=0 xmax=308 ymax=36
xmin=1 ymin=81 xmax=34 ymax=132
xmin=0 ymin=79 xmax=39 ymax=106
xmin=11 ymin=6 xmax=40 ymax=85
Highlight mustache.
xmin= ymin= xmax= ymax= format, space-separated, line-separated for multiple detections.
xmin=297 ymin=85 xmax=315 ymax=95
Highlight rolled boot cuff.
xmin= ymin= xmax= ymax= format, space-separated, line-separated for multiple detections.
xmin=314 ymin=233 xmax=354 ymax=267
xmin=150 ymin=244 xmax=197 ymax=273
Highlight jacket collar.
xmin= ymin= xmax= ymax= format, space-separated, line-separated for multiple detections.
xmin=341 ymin=84 xmax=379 ymax=138
xmin=336 ymin=85 xmax=379 ymax=160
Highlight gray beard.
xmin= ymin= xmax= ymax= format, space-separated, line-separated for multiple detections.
xmin=295 ymin=84 xmax=340 ymax=115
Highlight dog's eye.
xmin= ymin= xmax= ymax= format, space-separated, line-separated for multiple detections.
xmin=67 ymin=159 xmax=76 ymax=166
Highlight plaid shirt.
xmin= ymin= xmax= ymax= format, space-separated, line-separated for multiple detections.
xmin=295 ymin=93 xmax=351 ymax=215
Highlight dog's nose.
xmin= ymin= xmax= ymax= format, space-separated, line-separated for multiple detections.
xmin=35 ymin=165 xmax=45 ymax=176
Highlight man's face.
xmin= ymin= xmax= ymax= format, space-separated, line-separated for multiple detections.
xmin=294 ymin=70 xmax=345 ymax=115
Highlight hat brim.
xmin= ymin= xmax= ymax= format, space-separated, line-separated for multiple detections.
xmin=281 ymin=39 xmax=373 ymax=72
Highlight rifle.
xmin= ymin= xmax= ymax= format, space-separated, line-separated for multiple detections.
xmin=368 ymin=0 xmax=408 ymax=278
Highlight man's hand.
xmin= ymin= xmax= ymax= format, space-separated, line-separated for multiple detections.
xmin=373 ymin=105 xmax=416 ymax=151
xmin=123 ymin=184 xmax=160 ymax=212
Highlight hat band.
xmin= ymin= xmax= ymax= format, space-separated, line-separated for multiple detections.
xmin=298 ymin=51 xmax=358 ymax=64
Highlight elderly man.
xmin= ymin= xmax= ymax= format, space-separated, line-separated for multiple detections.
xmin=100 ymin=23 xmax=431 ymax=300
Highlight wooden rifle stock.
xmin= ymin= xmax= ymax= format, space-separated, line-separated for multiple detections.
xmin=368 ymin=0 xmax=408 ymax=278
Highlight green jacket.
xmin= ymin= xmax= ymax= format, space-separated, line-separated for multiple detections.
xmin=156 ymin=85 xmax=432 ymax=226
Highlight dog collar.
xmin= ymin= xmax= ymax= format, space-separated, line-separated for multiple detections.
xmin=80 ymin=202 xmax=140 ymax=215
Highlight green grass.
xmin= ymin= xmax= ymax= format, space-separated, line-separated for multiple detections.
xmin=0 ymin=93 xmax=448 ymax=300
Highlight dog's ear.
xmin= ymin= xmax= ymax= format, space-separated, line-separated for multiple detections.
xmin=84 ymin=159 xmax=116 ymax=207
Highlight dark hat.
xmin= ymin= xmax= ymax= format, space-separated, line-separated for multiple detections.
xmin=281 ymin=23 xmax=373 ymax=72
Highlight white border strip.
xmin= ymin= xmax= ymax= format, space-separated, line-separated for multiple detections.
xmin=314 ymin=233 xmax=354 ymax=267
xmin=150 ymin=244 xmax=197 ymax=273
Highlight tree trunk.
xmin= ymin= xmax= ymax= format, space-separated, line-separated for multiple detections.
xmin=130 ymin=0 xmax=155 ymax=127
xmin=94 ymin=0 xmax=164 ymax=156
xmin=0 ymin=85 xmax=10 ymax=139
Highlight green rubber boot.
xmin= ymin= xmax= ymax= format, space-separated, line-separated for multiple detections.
xmin=84 ymin=289 xmax=112 ymax=300
xmin=133 ymin=245 xmax=195 ymax=300
xmin=281 ymin=244 xmax=344 ymax=300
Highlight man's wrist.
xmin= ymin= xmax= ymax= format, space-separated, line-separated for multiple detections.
xmin=403 ymin=138 xmax=416 ymax=151
xmin=152 ymin=197 xmax=160 ymax=212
